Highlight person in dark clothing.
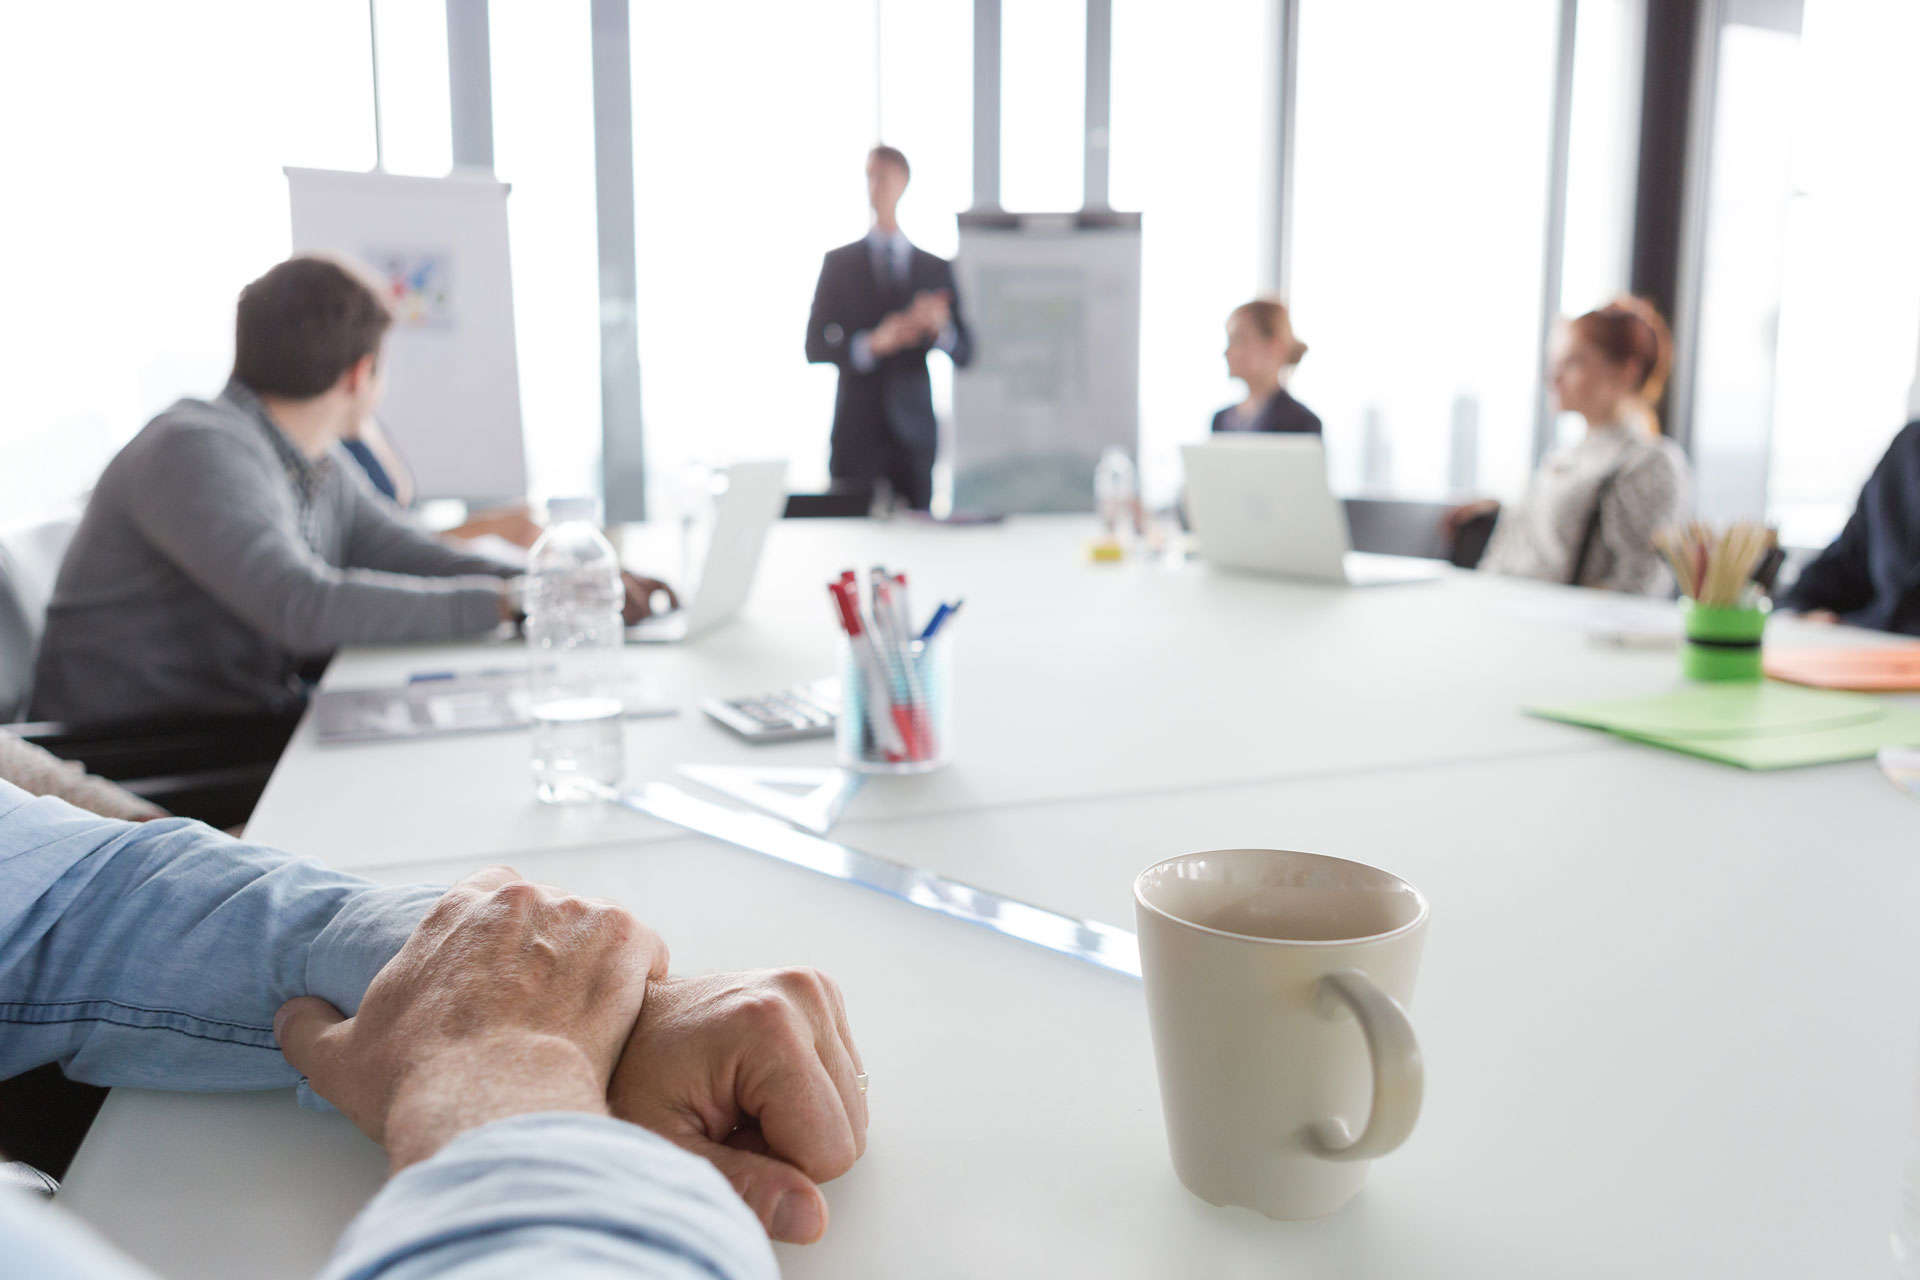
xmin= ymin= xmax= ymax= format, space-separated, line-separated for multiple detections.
xmin=805 ymin=145 xmax=973 ymax=511
xmin=1211 ymin=298 xmax=1321 ymax=436
xmin=33 ymin=257 xmax=673 ymax=725
xmin=341 ymin=415 xmax=544 ymax=550
xmin=1782 ymin=420 xmax=1920 ymax=636
xmin=341 ymin=435 xmax=400 ymax=501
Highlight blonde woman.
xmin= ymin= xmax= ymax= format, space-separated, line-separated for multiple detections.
xmin=1213 ymin=299 xmax=1320 ymax=436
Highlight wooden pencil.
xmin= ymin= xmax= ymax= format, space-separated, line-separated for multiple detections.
xmin=1654 ymin=520 xmax=1778 ymax=605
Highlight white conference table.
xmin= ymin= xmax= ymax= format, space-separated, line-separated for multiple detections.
xmin=62 ymin=516 xmax=1920 ymax=1278
xmin=235 ymin=516 xmax=1725 ymax=872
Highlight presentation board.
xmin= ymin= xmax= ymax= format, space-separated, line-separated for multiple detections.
xmin=286 ymin=167 xmax=527 ymax=502
xmin=950 ymin=212 xmax=1141 ymax=513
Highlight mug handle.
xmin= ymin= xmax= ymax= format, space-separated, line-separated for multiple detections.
xmin=1304 ymin=968 xmax=1424 ymax=1162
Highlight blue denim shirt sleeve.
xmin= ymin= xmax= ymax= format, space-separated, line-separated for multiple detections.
xmin=2 ymin=1113 xmax=776 ymax=1280
xmin=321 ymin=1113 xmax=777 ymax=1280
xmin=0 ymin=784 xmax=776 ymax=1279
xmin=0 ymin=781 xmax=436 ymax=1091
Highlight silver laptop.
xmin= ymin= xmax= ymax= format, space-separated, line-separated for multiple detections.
xmin=1181 ymin=436 xmax=1446 ymax=587
xmin=628 ymin=459 xmax=788 ymax=642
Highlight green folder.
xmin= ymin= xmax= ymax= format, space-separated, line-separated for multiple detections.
xmin=1526 ymin=682 xmax=1920 ymax=770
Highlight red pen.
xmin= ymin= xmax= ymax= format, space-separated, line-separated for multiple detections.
xmin=868 ymin=574 xmax=926 ymax=760
xmin=892 ymin=572 xmax=914 ymax=639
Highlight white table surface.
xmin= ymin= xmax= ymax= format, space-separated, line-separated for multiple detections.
xmin=60 ymin=515 xmax=1920 ymax=1278
xmin=241 ymin=515 xmax=1864 ymax=871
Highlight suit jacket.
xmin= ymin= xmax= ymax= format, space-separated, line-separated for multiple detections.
xmin=1210 ymin=388 xmax=1322 ymax=436
xmin=1783 ymin=419 xmax=1920 ymax=635
xmin=805 ymin=239 xmax=974 ymax=463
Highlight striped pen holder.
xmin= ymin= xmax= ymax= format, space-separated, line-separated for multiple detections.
xmin=836 ymin=631 xmax=953 ymax=774
xmin=1681 ymin=600 xmax=1767 ymax=681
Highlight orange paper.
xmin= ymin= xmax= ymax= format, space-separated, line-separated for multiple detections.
xmin=1763 ymin=646 xmax=1920 ymax=692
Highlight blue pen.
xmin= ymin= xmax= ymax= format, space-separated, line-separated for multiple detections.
xmin=408 ymin=666 xmax=518 ymax=684
xmin=919 ymin=598 xmax=964 ymax=641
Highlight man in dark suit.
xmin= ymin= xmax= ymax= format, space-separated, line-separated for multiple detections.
xmin=805 ymin=145 xmax=973 ymax=510
xmin=1782 ymin=419 xmax=1920 ymax=635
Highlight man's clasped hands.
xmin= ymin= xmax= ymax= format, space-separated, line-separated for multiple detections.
xmin=276 ymin=867 xmax=868 ymax=1245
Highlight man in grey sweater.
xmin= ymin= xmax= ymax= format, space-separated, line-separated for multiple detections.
xmin=32 ymin=256 xmax=668 ymax=724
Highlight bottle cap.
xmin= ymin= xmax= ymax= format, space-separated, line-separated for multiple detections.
xmin=547 ymin=496 xmax=600 ymax=524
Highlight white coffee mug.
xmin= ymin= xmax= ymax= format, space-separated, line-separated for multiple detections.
xmin=1133 ymin=848 xmax=1428 ymax=1220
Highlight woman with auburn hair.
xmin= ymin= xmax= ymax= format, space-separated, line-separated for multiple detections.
xmin=1450 ymin=296 xmax=1691 ymax=594
xmin=1212 ymin=298 xmax=1321 ymax=436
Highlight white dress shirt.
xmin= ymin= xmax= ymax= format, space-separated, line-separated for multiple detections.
xmin=1482 ymin=421 xmax=1690 ymax=594
xmin=849 ymin=226 xmax=960 ymax=374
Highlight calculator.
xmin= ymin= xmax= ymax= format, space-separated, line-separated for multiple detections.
xmin=701 ymin=677 xmax=840 ymax=743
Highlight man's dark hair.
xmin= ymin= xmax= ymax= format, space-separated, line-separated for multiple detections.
xmin=231 ymin=255 xmax=393 ymax=399
xmin=868 ymin=144 xmax=910 ymax=181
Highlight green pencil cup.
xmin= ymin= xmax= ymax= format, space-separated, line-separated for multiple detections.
xmin=1681 ymin=601 xmax=1768 ymax=681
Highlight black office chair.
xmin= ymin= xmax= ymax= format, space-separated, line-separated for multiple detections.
xmin=6 ymin=715 xmax=300 ymax=830
xmin=783 ymin=482 xmax=874 ymax=519
xmin=1337 ymin=497 xmax=1494 ymax=569
xmin=0 ymin=1063 xmax=104 ymax=1184
xmin=1447 ymin=510 xmax=1497 ymax=569
xmin=1341 ymin=498 xmax=1448 ymax=560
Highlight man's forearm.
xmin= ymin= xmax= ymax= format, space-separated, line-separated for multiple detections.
xmin=123 ymin=424 xmax=504 ymax=652
xmin=346 ymin=484 xmax=526 ymax=581
xmin=0 ymin=785 xmax=434 ymax=1091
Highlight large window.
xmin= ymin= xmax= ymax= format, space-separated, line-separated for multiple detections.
xmin=23 ymin=2 xmax=1901 ymax=548
xmin=1761 ymin=1 xmax=1920 ymax=545
xmin=371 ymin=0 xmax=452 ymax=178
xmin=1000 ymin=0 xmax=1085 ymax=213
xmin=0 ymin=0 xmax=477 ymax=523
xmin=628 ymin=2 xmax=977 ymax=515
xmin=491 ymin=3 xmax=601 ymax=505
xmin=1111 ymin=0 xmax=1270 ymax=505
xmin=877 ymin=0 xmax=972 ymax=264
xmin=878 ymin=0 xmax=974 ymax=492
xmin=1285 ymin=0 xmax=1559 ymax=503
xmin=1547 ymin=0 xmax=1648 ymax=463
xmin=629 ymin=4 xmax=876 ymax=513
xmin=1686 ymin=15 xmax=1800 ymax=526
xmin=1559 ymin=0 xmax=1645 ymax=319
xmin=1683 ymin=0 xmax=1920 ymax=543
xmin=0 ymin=1 xmax=377 ymax=523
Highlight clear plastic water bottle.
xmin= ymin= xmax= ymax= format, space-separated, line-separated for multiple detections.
xmin=672 ymin=461 xmax=717 ymax=594
xmin=526 ymin=497 xmax=626 ymax=803
xmin=1094 ymin=446 xmax=1139 ymax=540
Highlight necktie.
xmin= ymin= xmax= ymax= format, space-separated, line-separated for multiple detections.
xmin=880 ymin=239 xmax=907 ymax=306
